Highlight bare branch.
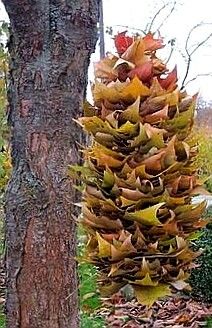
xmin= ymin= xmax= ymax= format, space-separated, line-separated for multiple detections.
xmin=154 ymin=1 xmax=177 ymax=34
xmin=165 ymin=46 xmax=174 ymax=64
xmin=184 ymin=73 xmax=212 ymax=87
xmin=181 ymin=57 xmax=191 ymax=90
xmin=185 ymin=22 xmax=212 ymax=55
xmin=190 ymin=31 xmax=212 ymax=55
xmin=181 ymin=22 xmax=212 ymax=89
xmin=148 ymin=3 xmax=167 ymax=33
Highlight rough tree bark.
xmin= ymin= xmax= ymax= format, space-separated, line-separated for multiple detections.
xmin=2 ymin=1 xmax=99 ymax=327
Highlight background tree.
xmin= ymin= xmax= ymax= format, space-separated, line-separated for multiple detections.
xmin=2 ymin=1 xmax=100 ymax=327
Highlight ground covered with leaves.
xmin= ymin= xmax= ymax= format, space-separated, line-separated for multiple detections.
xmin=98 ymin=293 xmax=212 ymax=328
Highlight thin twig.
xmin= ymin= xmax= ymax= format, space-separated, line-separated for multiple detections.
xmin=181 ymin=57 xmax=191 ymax=90
xmin=154 ymin=1 xmax=177 ymax=34
xmin=165 ymin=46 xmax=174 ymax=64
xmin=184 ymin=73 xmax=212 ymax=87
xmin=190 ymin=32 xmax=212 ymax=56
xmin=185 ymin=22 xmax=212 ymax=55
xmin=181 ymin=22 xmax=212 ymax=89
xmin=148 ymin=3 xmax=167 ymax=33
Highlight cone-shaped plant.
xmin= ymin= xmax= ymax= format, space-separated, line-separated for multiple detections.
xmin=74 ymin=32 xmax=207 ymax=307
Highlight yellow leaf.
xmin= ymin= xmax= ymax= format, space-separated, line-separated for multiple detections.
xmin=82 ymin=292 xmax=96 ymax=301
xmin=122 ymin=39 xmax=146 ymax=66
xmin=124 ymin=203 xmax=164 ymax=226
xmin=96 ymin=232 xmax=111 ymax=257
xmin=121 ymin=76 xmax=151 ymax=101
xmin=133 ymin=283 xmax=171 ymax=307
xmin=93 ymin=77 xmax=150 ymax=104
xmin=162 ymin=135 xmax=177 ymax=168
xmin=120 ymin=162 xmax=132 ymax=175
xmin=77 ymin=116 xmax=115 ymax=136
xmin=129 ymin=273 xmax=158 ymax=286
xmin=144 ymin=131 xmax=165 ymax=152
xmin=93 ymin=79 xmax=123 ymax=103
xmin=120 ymin=97 xmax=140 ymax=123
xmin=83 ymin=100 xmax=96 ymax=117
xmin=117 ymin=121 xmax=139 ymax=135
xmin=135 ymin=164 xmax=153 ymax=179
xmin=105 ymin=111 xmax=119 ymax=129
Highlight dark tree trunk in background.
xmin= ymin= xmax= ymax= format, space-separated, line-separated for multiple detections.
xmin=2 ymin=1 xmax=99 ymax=327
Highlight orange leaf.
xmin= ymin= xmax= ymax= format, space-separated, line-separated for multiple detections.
xmin=143 ymin=33 xmax=164 ymax=52
xmin=122 ymin=39 xmax=146 ymax=66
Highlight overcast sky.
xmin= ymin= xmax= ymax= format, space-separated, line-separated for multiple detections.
xmin=1 ymin=0 xmax=212 ymax=100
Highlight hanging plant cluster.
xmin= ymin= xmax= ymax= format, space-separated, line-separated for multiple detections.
xmin=74 ymin=32 xmax=207 ymax=307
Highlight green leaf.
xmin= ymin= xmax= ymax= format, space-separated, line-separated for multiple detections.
xmin=102 ymin=167 xmax=115 ymax=188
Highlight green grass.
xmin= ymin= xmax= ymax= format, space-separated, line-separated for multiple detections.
xmin=79 ymin=262 xmax=105 ymax=327
xmin=0 ymin=305 xmax=5 ymax=328
xmin=0 ymin=216 xmax=4 ymax=328
xmin=80 ymin=313 xmax=105 ymax=328
xmin=78 ymin=226 xmax=105 ymax=327
xmin=205 ymin=317 xmax=212 ymax=328
xmin=79 ymin=262 xmax=101 ymax=311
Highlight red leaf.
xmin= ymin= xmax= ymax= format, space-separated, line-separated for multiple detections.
xmin=114 ymin=31 xmax=133 ymax=55
xmin=158 ymin=66 xmax=178 ymax=90
xmin=143 ymin=33 xmax=164 ymax=51
xmin=128 ymin=62 xmax=153 ymax=83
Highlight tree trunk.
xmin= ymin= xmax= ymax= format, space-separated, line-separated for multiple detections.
xmin=2 ymin=1 xmax=99 ymax=327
